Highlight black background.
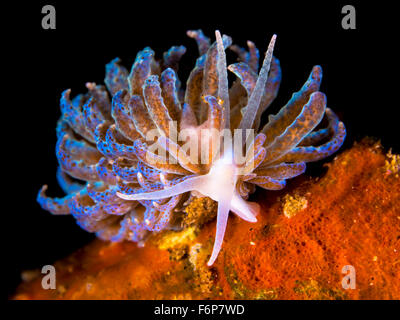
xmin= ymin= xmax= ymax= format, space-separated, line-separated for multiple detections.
xmin=5 ymin=1 xmax=398 ymax=298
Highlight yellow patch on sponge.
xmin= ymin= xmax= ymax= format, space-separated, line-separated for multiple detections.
xmin=282 ymin=194 xmax=308 ymax=218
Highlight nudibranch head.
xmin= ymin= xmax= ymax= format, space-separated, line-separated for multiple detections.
xmin=38 ymin=29 xmax=346 ymax=266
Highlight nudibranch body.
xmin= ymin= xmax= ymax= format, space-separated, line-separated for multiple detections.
xmin=38 ymin=30 xmax=346 ymax=266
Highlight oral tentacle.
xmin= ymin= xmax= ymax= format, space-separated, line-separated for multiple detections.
xmin=207 ymin=196 xmax=232 ymax=266
xmin=116 ymin=175 xmax=204 ymax=200
xmin=230 ymin=192 xmax=259 ymax=222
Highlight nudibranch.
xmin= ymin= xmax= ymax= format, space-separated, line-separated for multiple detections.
xmin=38 ymin=30 xmax=346 ymax=266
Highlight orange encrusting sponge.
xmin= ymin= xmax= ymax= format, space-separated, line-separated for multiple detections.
xmin=14 ymin=139 xmax=400 ymax=300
